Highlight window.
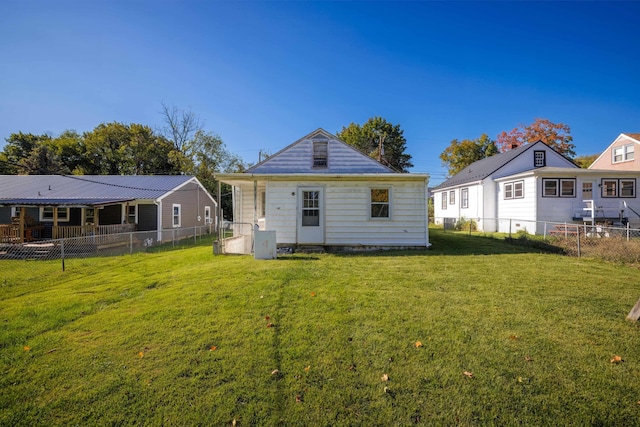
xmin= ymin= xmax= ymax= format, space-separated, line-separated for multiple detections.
xmin=602 ymin=180 xmax=617 ymax=197
xmin=302 ymin=191 xmax=320 ymax=225
xmin=504 ymin=180 xmax=524 ymax=199
xmin=504 ymin=183 xmax=513 ymax=199
xmin=313 ymin=141 xmax=328 ymax=168
xmin=534 ymin=151 xmax=546 ymax=167
xmin=11 ymin=207 xmax=21 ymax=217
xmin=612 ymin=144 xmax=634 ymax=163
xmin=260 ymin=190 xmax=266 ymax=217
xmin=204 ymin=206 xmax=212 ymax=224
xmin=542 ymin=179 xmax=576 ymax=198
xmin=602 ymin=179 xmax=636 ymax=198
xmin=514 ymin=181 xmax=524 ymax=198
xmin=441 ymin=192 xmax=447 ymax=210
xmin=582 ymin=182 xmax=593 ymax=200
xmin=560 ymin=179 xmax=576 ymax=197
xmin=85 ymin=208 xmax=95 ymax=225
xmin=543 ymin=179 xmax=558 ymax=197
xmin=40 ymin=206 xmax=69 ymax=222
xmin=461 ymin=188 xmax=469 ymax=209
xmin=127 ymin=205 xmax=136 ymax=224
xmin=621 ymin=179 xmax=636 ymax=197
xmin=449 ymin=190 xmax=455 ymax=205
xmin=172 ymin=204 xmax=181 ymax=227
xmin=370 ymin=188 xmax=390 ymax=218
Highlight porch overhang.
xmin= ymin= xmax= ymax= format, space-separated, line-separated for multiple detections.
xmin=0 ymin=198 xmax=135 ymax=207
xmin=215 ymin=172 xmax=430 ymax=186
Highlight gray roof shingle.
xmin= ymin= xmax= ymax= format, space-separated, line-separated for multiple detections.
xmin=0 ymin=175 xmax=194 ymax=206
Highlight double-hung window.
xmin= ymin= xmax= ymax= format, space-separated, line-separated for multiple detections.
xmin=602 ymin=178 xmax=636 ymax=197
xmin=370 ymin=188 xmax=390 ymax=218
xmin=449 ymin=190 xmax=455 ymax=205
xmin=461 ymin=188 xmax=469 ymax=209
xmin=313 ymin=141 xmax=328 ymax=168
xmin=172 ymin=204 xmax=181 ymax=227
xmin=504 ymin=180 xmax=524 ymax=200
xmin=441 ymin=192 xmax=447 ymax=210
xmin=542 ymin=179 xmax=576 ymax=197
xmin=40 ymin=206 xmax=69 ymax=222
xmin=612 ymin=144 xmax=634 ymax=163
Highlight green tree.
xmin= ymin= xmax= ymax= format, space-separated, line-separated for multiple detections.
xmin=19 ymin=145 xmax=70 ymax=175
xmin=574 ymin=153 xmax=599 ymax=169
xmin=439 ymin=134 xmax=498 ymax=176
xmin=1 ymin=132 xmax=52 ymax=174
xmin=337 ymin=117 xmax=413 ymax=172
xmin=496 ymin=118 xmax=576 ymax=157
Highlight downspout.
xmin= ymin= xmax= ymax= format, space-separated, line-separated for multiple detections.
xmin=253 ymin=180 xmax=258 ymax=226
xmin=424 ymin=178 xmax=430 ymax=247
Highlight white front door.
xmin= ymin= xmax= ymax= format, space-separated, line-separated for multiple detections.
xmin=297 ymin=187 xmax=324 ymax=244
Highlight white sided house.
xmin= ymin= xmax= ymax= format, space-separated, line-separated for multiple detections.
xmin=215 ymin=129 xmax=430 ymax=252
xmin=433 ymin=140 xmax=640 ymax=234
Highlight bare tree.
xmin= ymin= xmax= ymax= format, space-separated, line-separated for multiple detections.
xmin=160 ymin=102 xmax=202 ymax=153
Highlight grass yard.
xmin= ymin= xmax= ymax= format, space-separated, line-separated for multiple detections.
xmin=1 ymin=229 xmax=640 ymax=426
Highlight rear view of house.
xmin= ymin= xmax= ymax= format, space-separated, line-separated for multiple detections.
xmin=216 ymin=128 xmax=429 ymax=252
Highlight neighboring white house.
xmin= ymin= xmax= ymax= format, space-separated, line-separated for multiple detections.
xmin=215 ymin=128 xmax=430 ymax=252
xmin=433 ymin=140 xmax=640 ymax=234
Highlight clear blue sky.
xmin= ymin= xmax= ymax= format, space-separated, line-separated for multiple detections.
xmin=1 ymin=1 xmax=639 ymax=185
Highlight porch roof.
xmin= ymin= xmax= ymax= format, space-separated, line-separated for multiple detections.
xmin=215 ymin=172 xmax=429 ymax=187
xmin=0 ymin=197 xmax=134 ymax=207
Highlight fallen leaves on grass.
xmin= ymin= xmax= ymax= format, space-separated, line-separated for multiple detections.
xmin=509 ymin=334 xmax=518 ymax=340
xmin=463 ymin=371 xmax=474 ymax=378
xmin=610 ymin=355 xmax=623 ymax=364
xmin=209 ymin=345 xmax=217 ymax=352
xmin=381 ymin=373 xmax=389 ymax=382
xmin=524 ymin=356 xmax=534 ymax=362
xmin=23 ymin=346 xmax=30 ymax=352
xmin=415 ymin=341 xmax=423 ymax=348
xmin=266 ymin=323 xmax=274 ymax=328
xmin=271 ymin=369 xmax=279 ymax=376
xmin=304 ymin=365 xmax=310 ymax=372
xmin=138 ymin=351 xmax=144 ymax=358
xmin=310 ymin=292 xmax=316 ymax=297
xmin=295 ymin=394 xmax=303 ymax=403
xmin=265 ymin=315 xmax=270 ymax=321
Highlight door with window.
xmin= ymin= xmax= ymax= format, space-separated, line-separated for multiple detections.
xmin=297 ymin=187 xmax=324 ymax=244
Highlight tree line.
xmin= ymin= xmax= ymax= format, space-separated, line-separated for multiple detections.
xmin=439 ymin=118 xmax=598 ymax=176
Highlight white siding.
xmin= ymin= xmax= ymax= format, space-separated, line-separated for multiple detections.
xmin=237 ymin=179 xmax=427 ymax=247
xmin=497 ymin=177 xmax=537 ymax=233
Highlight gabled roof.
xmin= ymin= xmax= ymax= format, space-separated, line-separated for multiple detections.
xmin=0 ymin=175 xmax=197 ymax=206
xmin=245 ymin=128 xmax=394 ymax=174
xmin=434 ymin=141 xmax=577 ymax=190
xmin=434 ymin=143 xmax=534 ymax=190
xmin=589 ymin=133 xmax=640 ymax=169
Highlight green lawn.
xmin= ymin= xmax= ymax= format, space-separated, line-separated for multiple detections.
xmin=1 ymin=229 xmax=640 ymax=426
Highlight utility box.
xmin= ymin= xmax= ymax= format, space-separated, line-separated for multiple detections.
xmin=254 ymin=230 xmax=277 ymax=260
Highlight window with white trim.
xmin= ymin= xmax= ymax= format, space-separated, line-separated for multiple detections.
xmin=370 ymin=188 xmax=390 ymax=218
xmin=542 ymin=179 xmax=575 ymax=197
xmin=85 ymin=208 xmax=95 ymax=225
xmin=602 ymin=179 xmax=636 ymax=198
xmin=612 ymin=144 xmax=634 ymax=163
xmin=602 ymin=180 xmax=617 ymax=197
xmin=461 ymin=188 xmax=469 ymax=209
xmin=504 ymin=180 xmax=524 ymax=199
xmin=127 ymin=205 xmax=136 ymax=224
xmin=40 ymin=207 xmax=69 ymax=222
xmin=172 ymin=204 xmax=181 ymax=227
xmin=534 ymin=151 xmax=546 ymax=167
xmin=312 ymin=141 xmax=328 ymax=168
xmin=441 ymin=192 xmax=447 ymax=210
xmin=449 ymin=190 xmax=455 ymax=205
xmin=204 ymin=206 xmax=211 ymax=224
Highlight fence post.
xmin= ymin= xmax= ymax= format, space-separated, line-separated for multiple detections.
xmin=61 ymin=239 xmax=65 ymax=272
xmin=130 ymin=232 xmax=133 ymax=255
xmin=172 ymin=229 xmax=175 ymax=248
xmin=194 ymin=226 xmax=197 ymax=244
xmin=576 ymin=227 xmax=581 ymax=258
xmin=509 ymin=218 xmax=512 ymax=239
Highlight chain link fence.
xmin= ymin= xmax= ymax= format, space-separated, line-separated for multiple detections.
xmin=1 ymin=226 xmax=215 ymax=286
xmin=434 ymin=216 xmax=640 ymax=263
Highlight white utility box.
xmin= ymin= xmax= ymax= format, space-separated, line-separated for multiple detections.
xmin=254 ymin=230 xmax=277 ymax=260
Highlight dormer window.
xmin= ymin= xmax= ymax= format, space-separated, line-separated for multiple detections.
xmin=313 ymin=141 xmax=328 ymax=168
xmin=534 ymin=151 xmax=546 ymax=167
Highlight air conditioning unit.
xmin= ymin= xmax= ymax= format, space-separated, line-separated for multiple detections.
xmin=205 ymin=218 xmax=213 ymax=224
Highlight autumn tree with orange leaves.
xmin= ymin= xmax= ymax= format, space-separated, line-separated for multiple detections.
xmin=496 ymin=118 xmax=576 ymax=158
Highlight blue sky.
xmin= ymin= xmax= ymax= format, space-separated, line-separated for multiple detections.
xmin=1 ymin=1 xmax=638 ymax=185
